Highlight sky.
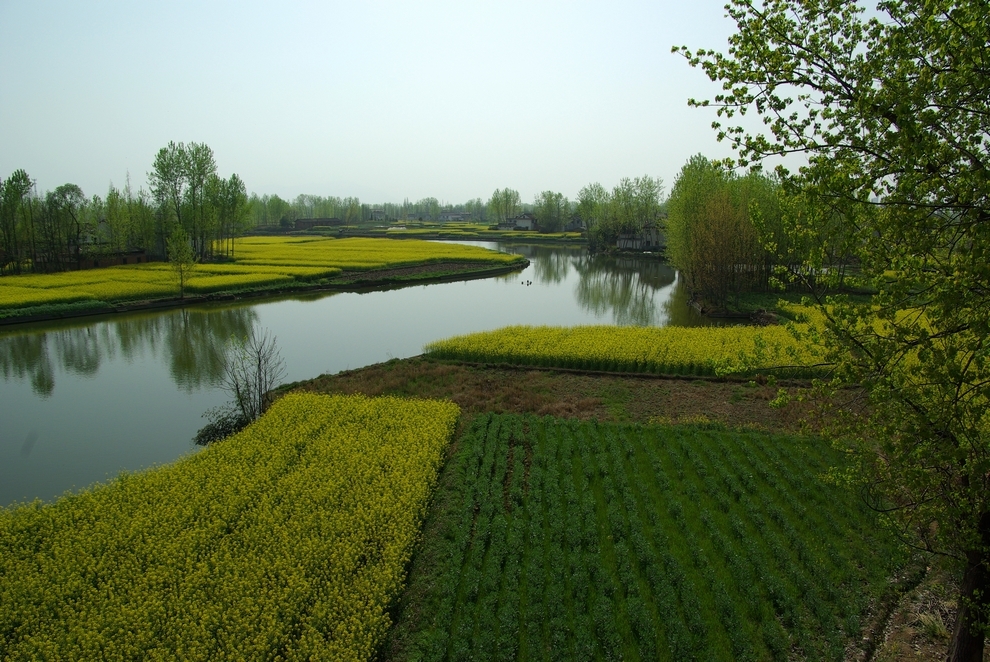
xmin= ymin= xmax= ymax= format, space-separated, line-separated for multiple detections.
xmin=0 ymin=0 xmax=743 ymax=205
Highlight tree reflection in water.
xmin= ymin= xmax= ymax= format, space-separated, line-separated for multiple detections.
xmin=572 ymin=254 xmax=673 ymax=326
xmin=495 ymin=243 xmax=706 ymax=327
xmin=0 ymin=306 xmax=257 ymax=397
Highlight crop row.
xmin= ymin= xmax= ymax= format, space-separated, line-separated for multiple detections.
xmin=391 ymin=414 xmax=902 ymax=661
xmin=424 ymin=324 xmax=824 ymax=377
xmin=0 ymin=392 xmax=460 ymax=661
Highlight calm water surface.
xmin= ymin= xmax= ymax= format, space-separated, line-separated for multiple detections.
xmin=1 ymin=243 xmax=710 ymax=506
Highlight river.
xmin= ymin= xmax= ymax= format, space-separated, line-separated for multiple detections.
xmin=0 ymin=242 xmax=713 ymax=507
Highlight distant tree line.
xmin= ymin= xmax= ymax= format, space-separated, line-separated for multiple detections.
xmin=247 ymin=194 xmax=492 ymax=226
xmin=0 ymin=141 xmax=248 ymax=275
xmin=0 ymin=171 xmax=157 ymax=275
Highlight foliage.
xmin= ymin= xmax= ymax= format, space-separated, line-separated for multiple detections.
xmin=425 ymin=322 xmax=824 ymax=378
xmin=392 ymin=413 xmax=903 ymax=660
xmin=677 ymin=0 xmax=990 ymax=654
xmin=487 ymin=188 xmax=521 ymax=225
xmin=0 ymin=169 xmax=33 ymax=274
xmin=0 ymin=392 xmax=460 ymax=660
xmin=532 ymin=190 xmax=569 ymax=233
xmin=665 ymin=156 xmax=781 ymax=308
xmin=1 ymin=143 xmax=246 ymax=274
xmin=166 ymin=225 xmax=196 ymax=299
xmin=192 ymin=406 xmax=248 ymax=446
xmin=149 ymin=141 xmax=248 ymax=261
xmin=577 ymin=176 xmax=665 ymax=252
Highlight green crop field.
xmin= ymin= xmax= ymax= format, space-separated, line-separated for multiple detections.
xmin=389 ymin=414 xmax=903 ymax=661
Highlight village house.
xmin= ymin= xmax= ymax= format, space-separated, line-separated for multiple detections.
xmin=498 ymin=212 xmax=537 ymax=231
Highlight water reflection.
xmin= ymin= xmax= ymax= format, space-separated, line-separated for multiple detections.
xmin=507 ymin=244 xmax=582 ymax=284
xmin=572 ymin=254 xmax=673 ymax=326
xmin=0 ymin=244 xmax=710 ymax=399
xmin=0 ymin=307 xmax=257 ymax=396
xmin=493 ymin=243 xmax=701 ymax=327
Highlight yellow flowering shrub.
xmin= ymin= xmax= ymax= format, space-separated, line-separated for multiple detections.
xmin=0 ymin=392 xmax=460 ymax=661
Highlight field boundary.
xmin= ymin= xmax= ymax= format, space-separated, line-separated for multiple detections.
xmin=417 ymin=356 xmax=819 ymax=386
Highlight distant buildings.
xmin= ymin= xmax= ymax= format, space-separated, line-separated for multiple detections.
xmin=438 ymin=211 xmax=473 ymax=222
xmin=497 ymin=213 xmax=538 ymax=231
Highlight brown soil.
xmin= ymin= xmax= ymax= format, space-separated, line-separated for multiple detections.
xmin=294 ymin=356 xmax=816 ymax=434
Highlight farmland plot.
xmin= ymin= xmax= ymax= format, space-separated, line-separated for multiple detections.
xmin=391 ymin=414 xmax=903 ymax=661
xmin=0 ymin=393 xmax=459 ymax=661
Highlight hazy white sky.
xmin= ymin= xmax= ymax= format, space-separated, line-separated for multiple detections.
xmin=0 ymin=1 xmax=741 ymax=204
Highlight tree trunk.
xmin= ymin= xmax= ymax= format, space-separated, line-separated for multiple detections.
xmin=948 ymin=511 xmax=990 ymax=662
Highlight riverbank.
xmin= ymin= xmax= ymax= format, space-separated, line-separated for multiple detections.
xmin=0 ymin=259 xmax=527 ymax=327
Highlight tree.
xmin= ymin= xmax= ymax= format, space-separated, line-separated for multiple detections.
xmin=678 ymin=1 xmax=990 ymax=658
xmin=50 ymin=184 xmax=87 ymax=267
xmin=577 ymin=183 xmax=612 ymax=251
xmin=487 ymin=188 xmax=521 ymax=224
xmin=148 ymin=141 xmax=187 ymax=230
xmin=0 ymin=170 xmax=33 ymax=274
xmin=103 ymin=185 xmax=130 ymax=255
xmin=183 ymin=142 xmax=217 ymax=258
xmin=166 ymin=225 xmax=196 ymax=299
xmin=533 ymin=190 xmax=569 ymax=233
xmin=221 ymin=328 xmax=286 ymax=423
xmin=666 ymin=157 xmax=774 ymax=308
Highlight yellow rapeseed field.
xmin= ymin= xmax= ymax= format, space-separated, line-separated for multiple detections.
xmin=425 ymin=323 xmax=825 ymax=377
xmin=0 ymin=392 xmax=460 ymax=661
xmin=0 ymin=237 xmax=520 ymax=311
xmin=233 ymin=236 xmax=523 ymax=270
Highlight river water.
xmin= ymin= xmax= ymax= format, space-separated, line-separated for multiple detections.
xmin=0 ymin=242 xmax=711 ymax=507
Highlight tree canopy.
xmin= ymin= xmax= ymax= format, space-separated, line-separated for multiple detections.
xmin=678 ymin=1 xmax=990 ymax=657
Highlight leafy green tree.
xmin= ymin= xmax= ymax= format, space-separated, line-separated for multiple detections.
xmin=533 ymin=190 xmax=569 ymax=233
xmin=183 ymin=142 xmax=217 ymax=258
xmin=149 ymin=141 xmax=187 ymax=230
xmin=678 ymin=1 xmax=990 ymax=657
xmin=103 ymin=185 xmax=130 ymax=255
xmin=50 ymin=184 xmax=87 ymax=267
xmin=0 ymin=170 xmax=33 ymax=274
xmin=166 ymin=225 xmax=196 ymax=299
xmin=487 ymin=188 xmax=521 ymax=225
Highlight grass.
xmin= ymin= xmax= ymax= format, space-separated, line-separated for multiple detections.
xmin=382 ymin=413 xmax=904 ymax=661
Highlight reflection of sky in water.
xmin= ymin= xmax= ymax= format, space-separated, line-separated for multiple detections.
xmin=0 ymin=243 xmax=707 ymax=506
